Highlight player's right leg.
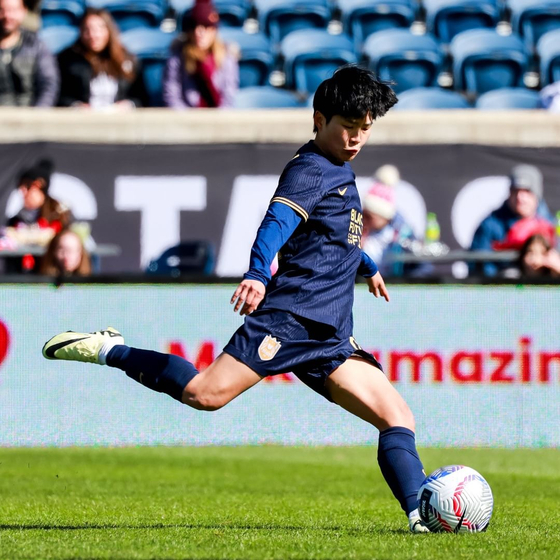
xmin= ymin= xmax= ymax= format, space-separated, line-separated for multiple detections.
xmin=42 ymin=328 xmax=262 ymax=410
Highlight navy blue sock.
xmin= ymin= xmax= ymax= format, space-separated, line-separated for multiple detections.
xmin=377 ymin=426 xmax=426 ymax=515
xmin=107 ymin=345 xmax=198 ymax=402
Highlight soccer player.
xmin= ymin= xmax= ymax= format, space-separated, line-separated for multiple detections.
xmin=42 ymin=65 xmax=430 ymax=533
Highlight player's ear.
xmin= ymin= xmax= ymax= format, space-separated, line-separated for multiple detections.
xmin=313 ymin=111 xmax=326 ymax=132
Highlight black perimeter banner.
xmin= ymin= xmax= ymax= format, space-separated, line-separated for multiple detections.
xmin=1 ymin=143 xmax=559 ymax=274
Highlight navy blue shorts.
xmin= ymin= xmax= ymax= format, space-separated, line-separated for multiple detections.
xmin=223 ymin=309 xmax=383 ymax=402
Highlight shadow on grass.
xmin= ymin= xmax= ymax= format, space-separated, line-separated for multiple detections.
xmin=0 ymin=522 xmax=409 ymax=535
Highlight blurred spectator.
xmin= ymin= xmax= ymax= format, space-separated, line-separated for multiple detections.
xmin=361 ymin=165 xmax=428 ymax=278
xmin=0 ymin=0 xmax=59 ymax=106
xmin=163 ymin=0 xmax=238 ymax=109
xmin=39 ymin=228 xmax=92 ymax=276
xmin=540 ymin=81 xmax=560 ymax=113
xmin=57 ymin=8 xmax=148 ymax=109
xmin=470 ymin=164 xmax=555 ymax=277
xmin=516 ymin=234 xmax=560 ymax=278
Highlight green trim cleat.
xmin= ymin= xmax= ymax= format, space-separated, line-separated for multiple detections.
xmin=42 ymin=327 xmax=124 ymax=365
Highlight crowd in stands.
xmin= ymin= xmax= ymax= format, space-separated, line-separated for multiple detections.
xmin=1 ymin=0 xmax=560 ymax=109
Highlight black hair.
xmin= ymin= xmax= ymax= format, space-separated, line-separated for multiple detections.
xmin=17 ymin=158 xmax=54 ymax=192
xmin=312 ymin=65 xmax=397 ymax=131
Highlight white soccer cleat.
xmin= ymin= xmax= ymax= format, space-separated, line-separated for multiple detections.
xmin=42 ymin=327 xmax=124 ymax=365
xmin=408 ymin=509 xmax=431 ymax=533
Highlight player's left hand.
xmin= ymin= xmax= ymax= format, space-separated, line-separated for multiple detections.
xmin=367 ymin=272 xmax=390 ymax=302
xmin=231 ymin=279 xmax=266 ymax=315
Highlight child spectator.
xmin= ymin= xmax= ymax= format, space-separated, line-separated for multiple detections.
xmin=57 ymin=8 xmax=147 ymax=109
xmin=40 ymin=228 xmax=91 ymax=276
xmin=517 ymin=234 xmax=560 ymax=278
xmin=163 ymin=0 xmax=238 ymax=109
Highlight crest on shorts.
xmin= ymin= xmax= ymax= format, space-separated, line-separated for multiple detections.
xmin=258 ymin=335 xmax=281 ymax=361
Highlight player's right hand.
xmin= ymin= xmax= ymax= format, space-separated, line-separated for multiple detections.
xmin=231 ymin=279 xmax=266 ymax=315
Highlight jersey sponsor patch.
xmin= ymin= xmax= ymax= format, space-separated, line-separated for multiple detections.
xmin=258 ymin=335 xmax=282 ymax=361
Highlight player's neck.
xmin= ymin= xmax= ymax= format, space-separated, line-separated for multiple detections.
xmin=312 ymin=139 xmax=343 ymax=165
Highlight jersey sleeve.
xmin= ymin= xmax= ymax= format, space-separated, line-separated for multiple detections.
xmin=358 ymin=251 xmax=379 ymax=278
xmin=270 ymin=155 xmax=325 ymax=222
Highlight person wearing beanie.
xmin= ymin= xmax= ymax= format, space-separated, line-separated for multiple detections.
xmin=162 ymin=0 xmax=239 ymax=108
xmin=470 ymin=163 xmax=555 ymax=277
xmin=361 ymin=170 xmax=427 ymax=278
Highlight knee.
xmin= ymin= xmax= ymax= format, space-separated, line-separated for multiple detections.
xmin=395 ymin=403 xmax=415 ymax=432
xmin=182 ymin=387 xmax=227 ymax=411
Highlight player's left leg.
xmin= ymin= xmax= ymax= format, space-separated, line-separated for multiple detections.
xmin=325 ymin=356 xmax=429 ymax=532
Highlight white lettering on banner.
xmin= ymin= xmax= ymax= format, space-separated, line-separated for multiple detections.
xmin=216 ymin=176 xmax=428 ymax=277
xmin=5 ymin=173 xmax=98 ymax=220
xmin=452 ymin=177 xmax=510 ymax=248
xmin=216 ymin=175 xmax=278 ymax=277
xmin=115 ymin=176 xmax=206 ymax=268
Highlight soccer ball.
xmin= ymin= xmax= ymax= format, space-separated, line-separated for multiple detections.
xmin=417 ymin=465 xmax=493 ymax=533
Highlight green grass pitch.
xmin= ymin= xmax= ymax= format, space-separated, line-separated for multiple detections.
xmin=0 ymin=446 xmax=559 ymax=559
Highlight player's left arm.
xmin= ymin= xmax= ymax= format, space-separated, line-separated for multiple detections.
xmin=231 ymin=202 xmax=301 ymax=315
xmin=359 ymin=251 xmax=390 ymax=302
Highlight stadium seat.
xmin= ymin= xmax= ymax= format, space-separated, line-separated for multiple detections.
xmin=39 ymin=25 xmax=80 ymax=54
xmin=146 ymin=241 xmax=216 ymax=276
xmin=41 ymin=0 xmax=85 ymax=28
xmin=85 ymin=0 xmax=166 ymax=31
xmin=280 ymin=29 xmax=357 ymax=94
xmin=394 ymin=87 xmax=471 ymax=109
xmin=337 ymin=0 xmax=416 ymax=51
xmin=475 ymin=87 xmax=541 ymax=109
xmin=121 ymin=28 xmax=178 ymax=106
xmin=424 ymin=0 xmax=500 ymax=43
xmin=219 ymin=28 xmax=275 ymax=88
xmin=509 ymin=0 xmax=560 ymax=50
xmin=233 ymin=86 xmax=305 ymax=108
xmin=450 ymin=29 xmax=528 ymax=96
xmin=537 ymin=29 xmax=560 ymax=86
xmin=172 ymin=0 xmax=252 ymax=29
xmin=363 ymin=29 xmax=443 ymax=93
xmin=255 ymin=0 xmax=332 ymax=45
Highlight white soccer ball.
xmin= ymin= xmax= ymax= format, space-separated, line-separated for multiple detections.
xmin=417 ymin=465 xmax=494 ymax=533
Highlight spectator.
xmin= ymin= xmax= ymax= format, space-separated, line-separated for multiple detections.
xmin=517 ymin=234 xmax=560 ymax=278
xmin=163 ymin=0 xmax=238 ymax=109
xmin=361 ymin=165 xmax=428 ymax=278
xmin=7 ymin=158 xmax=71 ymax=230
xmin=57 ymin=8 xmax=148 ymax=109
xmin=39 ymin=228 xmax=92 ymax=276
xmin=0 ymin=0 xmax=59 ymax=106
xmin=470 ymin=164 xmax=555 ymax=277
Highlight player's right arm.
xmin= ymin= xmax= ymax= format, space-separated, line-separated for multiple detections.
xmin=231 ymin=202 xmax=301 ymax=315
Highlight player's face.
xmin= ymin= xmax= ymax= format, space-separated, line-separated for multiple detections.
xmin=314 ymin=113 xmax=373 ymax=163
xmin=0 ymin=0 xmax=26 ymax=36
xmin=508 ymin=187 xmax=538 ymax=218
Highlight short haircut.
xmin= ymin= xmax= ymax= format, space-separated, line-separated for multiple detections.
xmin=313 ymin=65 xmax=397 ymax=130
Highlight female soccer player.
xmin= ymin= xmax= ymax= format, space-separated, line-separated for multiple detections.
xmin=43 ymin=65 xmax=430 ymax=533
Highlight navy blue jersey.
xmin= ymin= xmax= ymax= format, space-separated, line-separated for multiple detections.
xmin=260 ymin=141 xmax=364 ymax=333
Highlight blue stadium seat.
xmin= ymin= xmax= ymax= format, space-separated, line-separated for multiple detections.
xmin=146 ymin=241 xmax=215 ymax=276
xmin=475 ymin=87 xmax=541 ymax=109
xmin=450 ymin=29 xmax=528 ymax=96
xmin=537 ymin=29 xmax=560 ymax=86
xmin=363 ymin=29 xmax=443 ymax=93
xmin=255 ymin=0 xmax=332 ymax=45
xmin=39 ymin=25 xmax=80 ymax=54
xmin=424 ymin=0 xmax=500 ymax=43
xmin=233 ymin=86 xmax=305 ymax=108
xmin=509 ymin=0 xmax=560 ymax=50
xmin=219 ymin=28 xmax=275 ymax=87
xmin=337 ymin=0 xmax=416 ymax=51
xmin=121 ymin=28 xmax=178 ymax=106
xmin=41 ymin=0 xmax=85 ymax=28
xmin=172 ymin=0 xmax=252 ymax=29
xmin=86 ymin=0 xmax=166 ymax=31
xmin=394 ymin=87 xmax=471 ymax=109
xmin=280 ymin=29 xmax=357 ymax=94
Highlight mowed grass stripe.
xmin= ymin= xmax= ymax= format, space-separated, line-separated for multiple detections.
xmin=0 ymin=447 xmax=558 ymax=559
